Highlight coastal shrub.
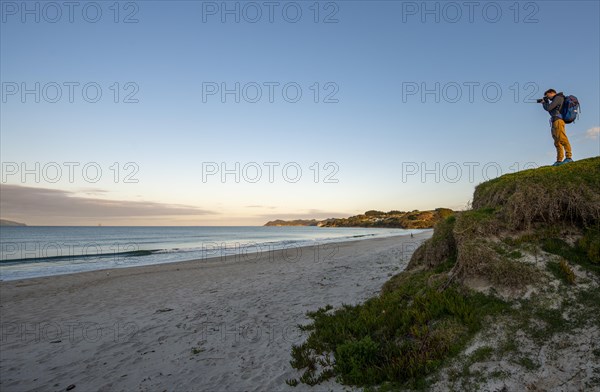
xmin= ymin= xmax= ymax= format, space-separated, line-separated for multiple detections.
xmin=289 ymin=266 xmax=508 ymax=388
xmin=365 ymin=210 xmax=385 ymax=216
xmin=334 ymin=335 xmax=380 ymax=385
xmin=319 ymin=209 xmax=452 ymax=229
xmin=407 ymin=215 xmax=457 ymax=270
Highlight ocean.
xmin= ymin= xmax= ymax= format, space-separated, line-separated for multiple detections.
xmin=0 ymin=226 xmax=422 ymax=281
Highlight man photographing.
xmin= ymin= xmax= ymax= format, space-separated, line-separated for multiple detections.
xmin=537 ymin=89 xmax=573 ymax=166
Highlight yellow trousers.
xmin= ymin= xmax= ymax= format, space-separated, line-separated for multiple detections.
xmin=551 ymin=119 xmax=572 ymax=161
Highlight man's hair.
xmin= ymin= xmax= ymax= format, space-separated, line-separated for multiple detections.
xmin=544 ymin=89 xmax=557 ymax=95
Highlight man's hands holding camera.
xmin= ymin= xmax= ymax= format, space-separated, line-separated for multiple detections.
xmin=537 ymin=97 xmax=550 ymax=104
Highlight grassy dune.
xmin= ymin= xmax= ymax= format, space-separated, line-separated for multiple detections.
xmin=288 ymin=157 xmax=600 ymax=390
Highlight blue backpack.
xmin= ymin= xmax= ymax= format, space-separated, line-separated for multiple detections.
xmin=560 ymin=95 xmax=580 ymax=124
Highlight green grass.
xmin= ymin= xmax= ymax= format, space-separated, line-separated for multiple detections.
xmin=503 ymin=226 xmax=599 ymax=275
xmin=509 ymin=301 xmax=571 ymax=344
xmin=435 ymin=345 xmax=497 ymax=392
xmin=573 ymin=288 xmax=600 ymax=328
xmin=288 ymin=262 xmax=508 ymax=388
xmin=472 ymin=157 xmax=600 ymax=229
xmin=497 ymin=335 xmax=519 ymax=357
xmin=542 ymin=236 xmax=600 ymax=275
xmin=468 ymin=346 xmax=494 ymax=362
xmin=514 ymin=356 xmax=540 ymax=371
xmin=489 ymin=369 xmax=509 ymax=379
xmin=507 ymin=250 xmax=523 ymax=259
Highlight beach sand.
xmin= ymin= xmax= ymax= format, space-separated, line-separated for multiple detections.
xmin=0 ymin=231 xmax=431 ymax=392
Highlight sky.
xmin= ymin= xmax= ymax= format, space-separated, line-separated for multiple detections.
xmin=1 ymin=0 xmax=599 ymax=226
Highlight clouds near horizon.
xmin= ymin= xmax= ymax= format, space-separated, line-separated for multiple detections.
xmin=0 ymin=184 xmax=215 ymax=225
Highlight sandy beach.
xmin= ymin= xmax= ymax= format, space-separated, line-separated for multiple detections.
xmin=0 ymin=231 xmax=431 ymax=392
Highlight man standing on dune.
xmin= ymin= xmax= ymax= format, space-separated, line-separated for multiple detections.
xmin=539 ymin=89 xmax=573 ymax=166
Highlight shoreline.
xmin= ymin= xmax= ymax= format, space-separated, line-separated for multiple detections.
xmin=0 ymin=228 xmax=427 ymax=282
xmin=0 ymin=231 xmax=431 ymax=391
xmin=0 ymin=231 xmax=431 ymax=292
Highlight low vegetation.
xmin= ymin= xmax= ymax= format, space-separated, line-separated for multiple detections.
xmin=288 ymin=157 xmax=600 ymax=390
xmin=265 ymin=208 xmax=454 ymax=229
xmin=288 ymin=257 xmax=508 ymax=389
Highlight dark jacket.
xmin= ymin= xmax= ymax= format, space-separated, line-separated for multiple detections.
xmin=543 ymin=92 xmax=565 ymax=122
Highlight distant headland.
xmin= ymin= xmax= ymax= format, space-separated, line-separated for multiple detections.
xmin=264 ymin=208 xmax=454 ymax=229
xmin=0 ymin=219 xmax=27 ymax=226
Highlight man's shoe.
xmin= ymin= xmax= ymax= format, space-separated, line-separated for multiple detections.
xmin=562 ymin=158 xmax=574 ymax=163
xmin=552 ymin=161 xmax=563 ymax=166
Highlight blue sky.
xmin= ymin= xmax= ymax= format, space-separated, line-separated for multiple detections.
xmin=1 ymin=0 xmax=599 ymax=225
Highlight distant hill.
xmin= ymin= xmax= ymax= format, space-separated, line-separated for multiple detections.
xmin=0 ymin=219 xmax=26 ymax=226
xmin=264 ymin=219 xmax=320 ymax=227
xmin=264 ymin=208 xmax=454 ymax=229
